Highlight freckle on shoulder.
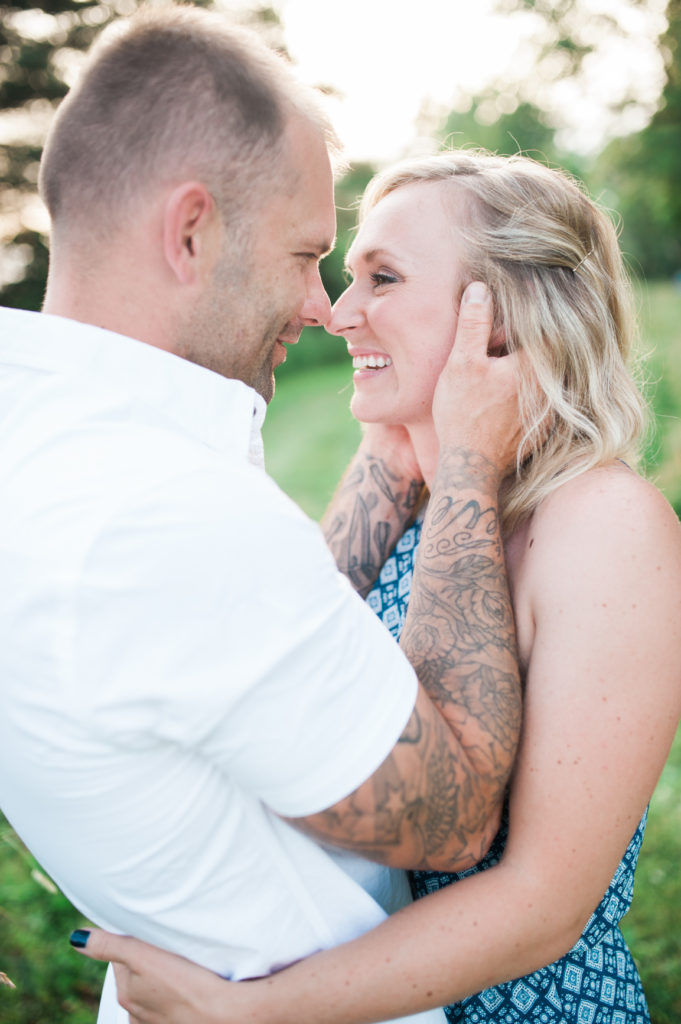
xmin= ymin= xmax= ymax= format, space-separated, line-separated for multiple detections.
xmin=531 ymin=461 xmax=674 ymax=532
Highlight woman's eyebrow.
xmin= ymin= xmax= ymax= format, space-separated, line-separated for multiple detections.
xmin=344 ymin=246 xmax=400 ymax=271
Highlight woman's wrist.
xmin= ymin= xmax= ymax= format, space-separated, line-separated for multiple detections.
xmin=357 ymin=423 xmax=424 ymax=486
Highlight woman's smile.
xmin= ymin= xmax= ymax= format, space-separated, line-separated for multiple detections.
xmin=327 ymin=181 xmax=465 ymax=430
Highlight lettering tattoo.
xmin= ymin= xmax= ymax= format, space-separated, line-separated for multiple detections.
xmin=323 ymin=453 xmax=423 ymax=597
xmin=298 ymin=446 xmax=521 ymax=871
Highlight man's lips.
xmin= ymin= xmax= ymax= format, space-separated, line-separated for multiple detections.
xmin=273 ymin=333 xmax=300 ymax=368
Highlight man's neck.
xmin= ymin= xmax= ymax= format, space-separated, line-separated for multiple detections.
xmin=42 ymin=273 xmax=174 ymax=356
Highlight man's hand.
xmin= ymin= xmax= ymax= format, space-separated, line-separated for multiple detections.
xmin=433 ymin=282 xmax=525 ymax=480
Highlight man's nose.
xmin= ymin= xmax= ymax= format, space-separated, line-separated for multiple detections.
xmin=300 ymin=271 xmax=332 ymax=328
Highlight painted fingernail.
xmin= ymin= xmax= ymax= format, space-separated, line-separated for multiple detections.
xmin=462 ymin=282 xmax=488 ymax=304
xmin=69 ymin=929 xmax=91 ymax=948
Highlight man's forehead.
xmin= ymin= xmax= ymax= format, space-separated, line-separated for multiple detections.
xmin=284 ymin=117 xmax=336 ymax=235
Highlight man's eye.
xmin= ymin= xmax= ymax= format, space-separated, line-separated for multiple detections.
xmin=371 ymin=271 xmax=398 ymax=287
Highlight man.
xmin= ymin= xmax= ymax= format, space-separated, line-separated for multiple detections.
xmin=0 ymin=7 xmax=522 ymax=1023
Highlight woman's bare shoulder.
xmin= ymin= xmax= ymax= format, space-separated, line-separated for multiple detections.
xmin=532 ymin=462 xmax=679 ymax=539
xmin=514 ymin=462 xmax=681 ymax=596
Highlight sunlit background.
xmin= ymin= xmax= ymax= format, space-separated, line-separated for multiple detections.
xmin=1 ymin=0 xmax=679 ymax=303
xmin=1 ymin=4 xmax=681 ymax=1023
xmin=282 ymin=0 xmax=669 ymax=160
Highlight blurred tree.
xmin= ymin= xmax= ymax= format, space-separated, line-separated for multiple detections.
xmin=490 ymin=0 xmax=670 ymax=149
xmin=592 ymin=0 xmax=681 ymax=276
xmin=0 ymin=1 xmax=286 ymax=309
xmin=0 ymin=0 xmax=118 ymax=309
xmin=425 ymin=0 xmax=678 ymax=279
xmin=434 ymin=95 xmax=586 ymax=180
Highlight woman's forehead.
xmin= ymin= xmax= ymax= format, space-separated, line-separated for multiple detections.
xmin=348 ymin=181 xmax=461 ymax=269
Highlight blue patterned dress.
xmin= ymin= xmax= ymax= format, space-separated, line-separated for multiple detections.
xmin=366 ymin=517 xmax=650 ymax=1024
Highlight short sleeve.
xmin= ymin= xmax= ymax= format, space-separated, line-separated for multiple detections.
xmin=73 ymin=456 xmax=418 ymax=818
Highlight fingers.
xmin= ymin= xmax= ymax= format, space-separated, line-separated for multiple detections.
xmin=69 ymin=926 xmax=133 ymax=966
xmin=453 ymin=282 xmax=494 ymax=360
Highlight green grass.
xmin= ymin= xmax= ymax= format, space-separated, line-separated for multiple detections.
xmin=621 ymin=730 xmax=681 ymax=1023
xmin=1 ymin=281 xmax=680 ymax=1022
xmin=0 ymin=819 xmax=106 ymax=1022
xmin=263 ymin=358 xmax=361 ymax=520
xmin=637 ymin=281 xmax=681 ymax=515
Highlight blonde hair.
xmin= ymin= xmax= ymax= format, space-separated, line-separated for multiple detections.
xmin=39 ymin=4 xmax=340 ymax=243
xmin=360 ymin=150 xmax=647 ymax=533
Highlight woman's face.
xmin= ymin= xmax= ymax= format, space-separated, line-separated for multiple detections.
xmin=327 ymin=180 xmax=465 ymax=429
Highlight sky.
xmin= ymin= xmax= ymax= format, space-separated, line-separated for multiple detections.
xmin=1 ymin=0 xmax=670 ymax=164
xmin=273 ymin=0 xmax=669 ymax=163
xmin=0 ymin=0 xmax=670 ymax=258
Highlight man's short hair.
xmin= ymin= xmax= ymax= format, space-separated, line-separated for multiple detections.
xmin=39 ymin=4 xmax=338 ymax=240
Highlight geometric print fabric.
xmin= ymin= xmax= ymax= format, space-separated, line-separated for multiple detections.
xmin=367 ymin=517 xmax=651 ymax=1023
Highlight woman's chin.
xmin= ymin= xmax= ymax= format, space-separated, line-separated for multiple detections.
xmin=350 ymin=395 xmax=393 ymax=426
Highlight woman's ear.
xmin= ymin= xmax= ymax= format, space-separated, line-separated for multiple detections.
xmin=488 ymin=324 xmax=509 ymax=357
xmin=162 ymin=182 xmax=220 ymax=286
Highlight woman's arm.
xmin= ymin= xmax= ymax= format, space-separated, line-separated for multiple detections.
xmin=73 ymin=464 xmax=681 ymax=1024
xmin=322 ymin=424 xmax=424 ymax=597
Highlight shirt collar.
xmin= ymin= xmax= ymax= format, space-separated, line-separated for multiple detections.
xmin=0 ymin=307 xmax=267 ymax=468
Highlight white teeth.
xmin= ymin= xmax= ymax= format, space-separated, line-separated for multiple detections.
xmin=352 ymin=355 xmax=393 ymax=370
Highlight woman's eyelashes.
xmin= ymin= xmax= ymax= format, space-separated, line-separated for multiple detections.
xmin=370 ymin=270 xmax=399 ymax=288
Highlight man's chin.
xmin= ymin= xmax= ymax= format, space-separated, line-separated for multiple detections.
xmin=254 ymin=371 xmax=275 ymax=405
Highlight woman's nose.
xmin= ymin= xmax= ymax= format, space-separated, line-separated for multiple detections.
xmin=327 ymin=285 xmax=363 ymax=336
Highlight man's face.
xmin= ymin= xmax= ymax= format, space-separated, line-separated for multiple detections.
xmin=188 ymin=116 xmax=336 ymax=403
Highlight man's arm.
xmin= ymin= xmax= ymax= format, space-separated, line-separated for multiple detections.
xmin=292 ymin=284 xmax=524 ymax=871
xmin=321 ymin=425 xmax=424 ymax=598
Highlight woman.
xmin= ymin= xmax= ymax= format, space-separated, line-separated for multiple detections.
xmin=73 ymin=151 xmax=681 ymax=1022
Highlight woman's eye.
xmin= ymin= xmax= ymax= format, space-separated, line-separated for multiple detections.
xmin=370 ymin=271 xmax=398 ymax=287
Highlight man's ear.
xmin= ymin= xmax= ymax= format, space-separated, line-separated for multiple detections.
xmin=162 ymin=182 xmax=220 ymax=286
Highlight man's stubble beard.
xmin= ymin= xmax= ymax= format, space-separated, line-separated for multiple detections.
xmin=175 ymin=246 xmax=283 ymax=401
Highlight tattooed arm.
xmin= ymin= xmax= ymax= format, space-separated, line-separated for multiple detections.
xmin=292 ymin=286 xmax=523 ymax=871
xmin=400 ymin=447 xmax=520 ymax=787
xmin=322 ymin=425 xmax=424 ymax=597
xmin=296 ymin=448 xmax=519 ymax=870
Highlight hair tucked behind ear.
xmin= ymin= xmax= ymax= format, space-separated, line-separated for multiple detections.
xmin=361 ymin=150 xmax=647 ymax=533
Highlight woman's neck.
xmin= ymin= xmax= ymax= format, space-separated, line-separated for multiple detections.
xmin=406 ymin=421 xmax=440 ymax=491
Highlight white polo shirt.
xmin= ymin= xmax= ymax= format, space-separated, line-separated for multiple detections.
xmin=0 ymin=308 xmax=445 ymax=1024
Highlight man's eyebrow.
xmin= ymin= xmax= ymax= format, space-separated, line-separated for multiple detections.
xmin=305 ymin=238 xmax=335 ymax=257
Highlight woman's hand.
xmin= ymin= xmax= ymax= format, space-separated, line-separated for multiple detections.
xmin=71 ymin=929 xmax=240 ymax=1024
xmin=433 ymin=283 xmax=527 ymax=479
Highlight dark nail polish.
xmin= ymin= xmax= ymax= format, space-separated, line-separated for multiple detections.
xmin=69 ymin=929 xmax=91 ymax=948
